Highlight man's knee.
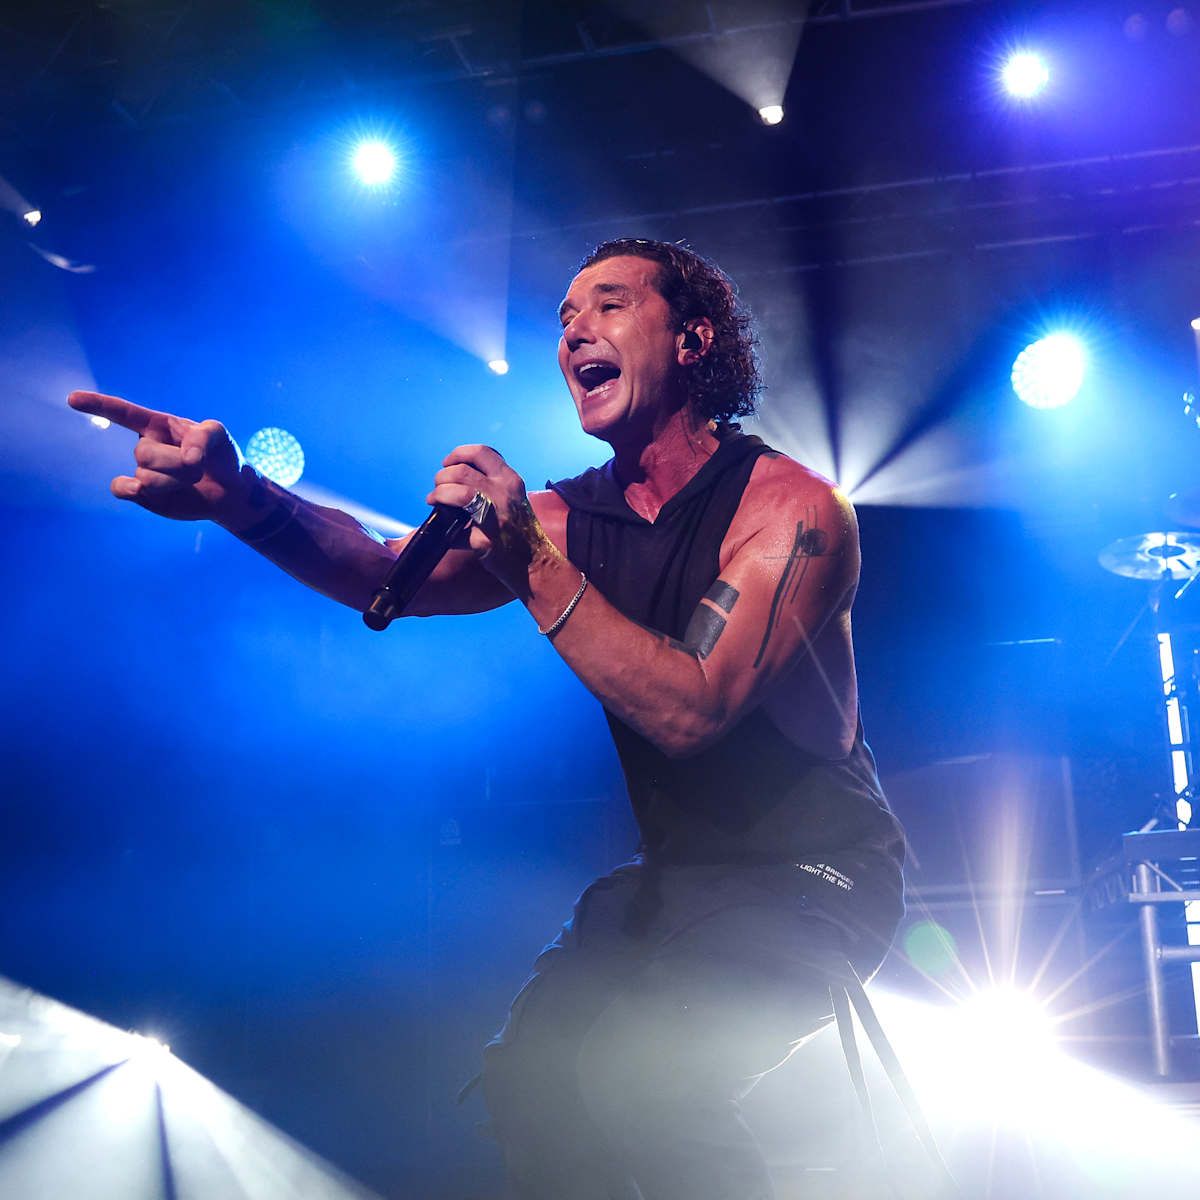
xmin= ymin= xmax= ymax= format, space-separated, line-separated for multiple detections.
xmin=574 ymin=993 xmax=710 ymax=1143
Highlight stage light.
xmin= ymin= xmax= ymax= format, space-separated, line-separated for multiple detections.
xmin=1002 ymin=51 xmax=1050 ymax=99
xmin=245 ymin=426 xmax=305 ymax=487
xmin=758 ymin=105 xmax=784 ymax=126
xmin=350 ymin=139 xmax=398 ymax=187
xmin=487 ymin=358 xmax=509 ymax=375
xmin=130 ymin=1033 xmax=171 ymax=1058
xmin=1190 ymin=316 xmax=1200 ymax=331
xmin=22 ymin=208 xmax=41 ymax=226
xmin=90 ymin=415 xmax=111 ymax=430
xmin=957 ymin=987 xmax=1057 ymax=1080
xmin=1011 ymin=332 xmax=1086 ymax=409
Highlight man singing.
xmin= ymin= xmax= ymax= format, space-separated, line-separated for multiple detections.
xmin=70 ymin=238 xmax=904 ymax=1199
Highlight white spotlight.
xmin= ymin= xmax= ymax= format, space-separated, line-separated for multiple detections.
xmin=758 ymin=105 xmax=785 ymax=126
xmin=89 ymin=415 xmax=111 ymax=430
xmin=350 ymin=139 xmax=398 ymax=187
xmin=21 ymin=209 xmax=41 ymax=227
xmin=1011 ymin=332 xmax=1086 ymax=409
xmin=958 ymin=987 xmax=1055 ymax=1056
xmin=1002 ymin=51 xmax=1050 ymax=99
xmin=487 ymin=359 xmax=509 ymax=376
xmin=131 ymin=1034 xmax=171 ymax=1056
xmin=245 ymin=426 xmax=305 ymax=487
xmin=1190 ymin=316 xmax=1200 ymax=331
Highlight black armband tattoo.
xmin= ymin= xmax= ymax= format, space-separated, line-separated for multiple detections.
xmin=656 ymin=582 xmax=740 ymax=661
xmin=681 ymin=605 xmax=727 ymax=660
xmin=704 ymin=580 xmax=739 ymax=614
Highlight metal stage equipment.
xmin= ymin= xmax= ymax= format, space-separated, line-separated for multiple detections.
xmin=1101 ymin=531 xmax=1200 ymax=1076
xmin=1125 ymin=829 xmax=1200 ymax=1077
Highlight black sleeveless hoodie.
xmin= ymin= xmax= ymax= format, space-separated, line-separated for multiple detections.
xmin=548 ymin=430 xmax=905 ymax=948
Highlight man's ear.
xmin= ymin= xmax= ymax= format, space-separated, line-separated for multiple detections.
xmin=677 ymin=318 xmax=715 ymax=364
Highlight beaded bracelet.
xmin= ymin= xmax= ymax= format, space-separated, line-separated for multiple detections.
xmin=540 ymin=573 xmax=588 ymax=639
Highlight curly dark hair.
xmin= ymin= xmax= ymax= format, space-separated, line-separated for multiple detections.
xmin=578 ymin=238 xmax=761 ymax=424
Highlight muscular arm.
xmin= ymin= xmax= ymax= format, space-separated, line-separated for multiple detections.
xmin=435 ymin=445 xmax=859 ymax=759
xmin=534 ymin=463 xmax=858 ymax=758
xmin=67 ymin=390 xmax=516 ymax=617
xmin=218 ymin=470 xmax=519 ymax=615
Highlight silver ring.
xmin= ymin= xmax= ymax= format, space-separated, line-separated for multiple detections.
xmin=463 ymin=491 xmax=493 ymax=527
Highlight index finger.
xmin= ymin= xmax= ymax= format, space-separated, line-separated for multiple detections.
xmin=68 ymin=391 xmax=163 ymax=435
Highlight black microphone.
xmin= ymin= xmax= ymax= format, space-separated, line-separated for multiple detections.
xmin=363 ymin=504 xmax=472 ymax=631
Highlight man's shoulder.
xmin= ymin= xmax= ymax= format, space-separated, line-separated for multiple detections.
xmin=745 ymin=449 xmax=855 ymax=525
xmin=714 ymin=448 xmax=857 ymax=568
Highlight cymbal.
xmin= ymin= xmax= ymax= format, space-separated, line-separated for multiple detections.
xmin=1100 ymin=532 xmax=1200 ymax=581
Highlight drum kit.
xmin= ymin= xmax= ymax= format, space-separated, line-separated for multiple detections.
xmin=1099 ymin=491 xmax=1200 ymax=833
xmin=1101 ymin=527 xmax=1200 ymax=586
xmin=1100 ymin=498 xmax=1200 ymax=1077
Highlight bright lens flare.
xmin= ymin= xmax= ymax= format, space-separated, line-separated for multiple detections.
xmin=903 ymin=920 xmax=960 ymax=977
xmin=1002 ymin=52 xmax=1050 ymax=98
xmin=1011 ymin=333 xmax=1086 ymax=409
xmin=130 ymin=1033 xmax=171 ymax=1058
xmin=958 ymin=987 xmax=1056 ymax=1059
xmin=350 ymin=139 xmax=398 ymax=186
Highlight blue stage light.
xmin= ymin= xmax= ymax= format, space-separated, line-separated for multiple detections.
xmin=350 ymin=139 xmax=398 ymax=187
xmin=245 ymin=427 xmax=305 ymax=487
xmin=1002 ymin=51 xmax=1050 ymax=99
xmin=1011 ymin=333 xmax=1086 ymax=409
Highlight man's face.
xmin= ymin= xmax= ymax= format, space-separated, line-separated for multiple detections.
xmin=557 ymin=255 xmax=685 ymax=443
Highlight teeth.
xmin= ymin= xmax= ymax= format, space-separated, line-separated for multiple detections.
xmin=577 ymin=363 xmax=617 ymax=389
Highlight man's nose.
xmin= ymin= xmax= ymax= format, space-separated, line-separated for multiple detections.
xmin=563 ymin=312 xmax=596 ymax=351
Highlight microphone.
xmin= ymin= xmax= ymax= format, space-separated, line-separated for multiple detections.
xmin=363 ymin=504 xmax=473 ymax=631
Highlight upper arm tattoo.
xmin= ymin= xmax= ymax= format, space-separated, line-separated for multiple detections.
xmin=753 ymin=506 xmax=831 ymax=669
xmin=705 ymin=580 xmax=739 ymax=614
xmin=654 ymin=580 xmax=741 ymax=661
xmin=681 ymin=606 xmax=727 ymax=660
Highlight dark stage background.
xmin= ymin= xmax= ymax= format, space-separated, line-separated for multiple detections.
xmin=2 ymin=2 xmax=1199 ymax=1196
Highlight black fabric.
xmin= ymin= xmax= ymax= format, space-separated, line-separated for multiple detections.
xmin=548 ymin=431 xmax=905 ymax=962
xmin=482 ymin=858 xmax=848 ymax=1200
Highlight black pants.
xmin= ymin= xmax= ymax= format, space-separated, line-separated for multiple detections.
xmin=480 ymin=859 xmax=865 ymax=1200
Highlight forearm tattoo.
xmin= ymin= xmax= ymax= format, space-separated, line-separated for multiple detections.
xmin=753 ymin=507 xmax=829 ymax=668
xmin=235 ymin=474 xmax=301 ymax=545
xmin=234 ymin=474 xmax=381 ymax=570
xmin=496 ymin=497 xmax=542 ymax=570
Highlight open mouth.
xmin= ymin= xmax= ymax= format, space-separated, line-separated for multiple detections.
xmin=574 ymin=361 xmax=621 ymax=395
